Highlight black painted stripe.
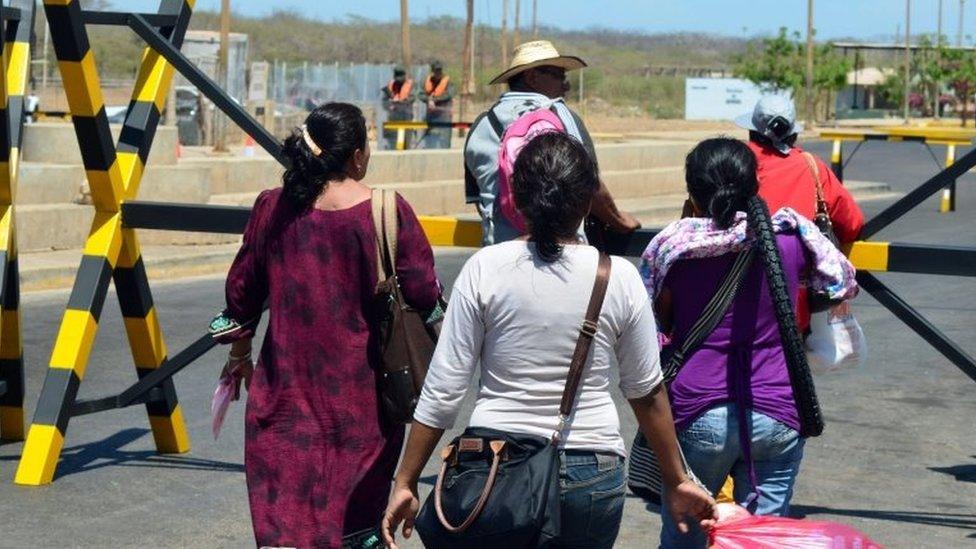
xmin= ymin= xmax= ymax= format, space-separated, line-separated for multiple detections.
xmin=888 ymin=243 xmax=976 ymax=277
xmin=7 ymin=96 xmax=24 ymax=148
xmin=0 ymin=357 xmax=23 ymax=406
xmin=0 ymin=107 xmax=10 ymax=159
xmin=113 ymin=257 xmax=154 ymax=318
xmin=44 ymin=2 xmax=89 ymax=63
xmin=72 ymin=109 xmax=116 ymax=172
xmin=3 ymin=257 xmax=18 ymax=310
xmin=136 ymin=367 xmax=178 ymax=416
xmin=32 ymin=367 xmax=79 ymax=434
xmin=65 ymin=255 xmax=112 ymax=322
xmin=117 ymin=101 xmax=161 ymax=162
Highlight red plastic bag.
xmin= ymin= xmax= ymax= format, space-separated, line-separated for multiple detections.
xmin=710 ymin=503 xmax=882 ymax=549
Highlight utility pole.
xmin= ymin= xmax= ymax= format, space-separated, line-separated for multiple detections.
xmin=959 ymin=0 xmax=966 ymax=46
xmin=532 ymin=0 xmax=538 ymax=38
xmin=461 ymin=0 xmax=474 ymax=135
xmin=936 ymin=0 xmax=943 ymax=118
xmin=214 ymin=0 xmax=230 ymax=152
xmin=514 ymin=0 xmax=521 ymax=47
xmin=904 ymin=0 xmax=911 ymax=123
xmin=805 ymin=0 xmax=814 ymax=126
xmin=400 ymin=0 xmax=412 ymax=68
xmin=501 ymin=0 xmax=509 ymax=68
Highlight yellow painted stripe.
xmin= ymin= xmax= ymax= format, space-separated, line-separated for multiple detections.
xmin=0 ymin=405 xmax=24 ymax=440
xmin=418 ymin=216 xmax=482 ymax=247
xmin=132 ymin=50 xmax=175 ymax=112
xmin=7 ymin=148 xmax=19 ymax=205
xmin=123 ymin=308 xmax=167 ymax=368
xmin=116 ymin=228 xmax=142 ymax=270
xmin=43 ymin=0 xmax=74 ymax=6
xmin=4 ymin=42 xmax=29 ymax=96
xmin=847 ymin=241 xmax=890 ymax=272
xmin=0 ymin=309 xmax=23 ymax=359
xmin=58 ymin=52 xmax=105 ymax=118
xmin=830 ymin=140 xmax=842 ymax=163
xmin=0 ymin=204 xmax=11 ymax=251
xmin=82 ymin=211 xmax=123 ymax=265
xmin=14 ymin=424 xmax=64 ymax=486
xmin=85 ymin=163 xmax=125 ymax=214
xmin=49 ymin=309 xmax=98 ymax=377
xmin=117 ymin=152 xmax=145 ymax=199
xmin=148 ymin=404 xmax=191 ymax=454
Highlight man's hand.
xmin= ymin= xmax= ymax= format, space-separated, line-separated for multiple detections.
xmin=382 ymin=483 xmax=420 ymax=549
xmin=607 ymin=210 xmax=641 ymax=233
xmin=666 ymin=478 xmax=717 ymax=534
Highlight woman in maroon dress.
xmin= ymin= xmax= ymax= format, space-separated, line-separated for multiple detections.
xmin=210 ymin=103 xmax=441 ymax=548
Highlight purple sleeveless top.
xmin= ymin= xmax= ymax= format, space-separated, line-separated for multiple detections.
xmin=665 ymin=232 xmax=809 ymax=432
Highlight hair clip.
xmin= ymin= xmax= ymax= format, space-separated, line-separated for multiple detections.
xmin=301 ymin=124 xmax=323 ymax=156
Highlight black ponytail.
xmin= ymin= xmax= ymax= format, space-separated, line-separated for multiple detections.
xmin=511 ymin=132 xmax=598 ymax=262
xmin=686 ymin=137 xmax=824 ymax=436
xmin=281 ymin=102 xmax=367 ymax=209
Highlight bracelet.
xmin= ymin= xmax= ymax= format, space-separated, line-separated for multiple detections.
xmin=228 ymin=351 xmax=251 ymax=362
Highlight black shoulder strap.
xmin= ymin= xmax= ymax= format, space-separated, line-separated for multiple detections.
xmin=662 ymin=248 xmax=757 ymax=382
xmin=486 ymin=105 xmax=504 ymax=139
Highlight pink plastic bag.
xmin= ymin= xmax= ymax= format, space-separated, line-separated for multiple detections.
xmin=210 ymin=367 xmax=243 ymax=439
xmin=710 ymin=503 xmax=883 ymax=549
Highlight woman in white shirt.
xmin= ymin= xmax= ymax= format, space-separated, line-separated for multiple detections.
xmin=382 ymin=132 xmax=715 ymax=548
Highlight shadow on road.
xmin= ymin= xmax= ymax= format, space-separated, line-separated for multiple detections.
xmin=791 ymin=504 xmax=976 ymax=535
xmin=929 ymin=457 xmax=976 ymax=484
xmin=0 ymin=428 xmax=244 ymax=479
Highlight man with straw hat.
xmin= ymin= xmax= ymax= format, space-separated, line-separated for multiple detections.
xmin=464 ymin=40 xmax=640 ymax=245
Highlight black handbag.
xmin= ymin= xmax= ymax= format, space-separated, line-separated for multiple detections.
xmin=415 ymin=253 xmax=612 ymax=548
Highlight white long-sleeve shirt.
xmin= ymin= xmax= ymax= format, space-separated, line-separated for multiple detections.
xmin=413 ymin=241 xmax=662 ymax=457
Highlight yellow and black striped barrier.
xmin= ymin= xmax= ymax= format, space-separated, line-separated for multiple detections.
xmin=382 ymin=120 xmax=471 ymax=151
xmin=0 ymin=0 xmax=33 ymax=444
xmin=15 ymin=0 xmax=194 ymax=486
xmin=819 ymin=127 xmax=973 ymax=213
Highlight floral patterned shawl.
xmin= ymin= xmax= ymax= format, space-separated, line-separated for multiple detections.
xmin=638 ymin=207 xmax=859 ymax=301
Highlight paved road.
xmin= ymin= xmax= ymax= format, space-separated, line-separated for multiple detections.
xmin=0 ymin=140 xmax=974 ymax=548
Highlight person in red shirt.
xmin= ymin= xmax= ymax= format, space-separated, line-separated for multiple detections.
xmin=735 ymin=95 xmax=864 ymax=330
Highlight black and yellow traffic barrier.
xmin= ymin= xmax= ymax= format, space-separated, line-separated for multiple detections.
xmin=382 ymin=120 xmax=471 ymax=151
xmin=820 ymin=127 xmax=973 ymax=213
xmin=15 ymin=0 xmax=195 ymax=486
xmin=0 ymin=0 xmax=34 ymax=444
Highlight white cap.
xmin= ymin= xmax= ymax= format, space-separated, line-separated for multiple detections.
xmin=734 ymin=95 xmax=803 ymax=154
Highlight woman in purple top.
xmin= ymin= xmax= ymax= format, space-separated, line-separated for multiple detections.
xmin=209 ymin=103 xmax=441 ymax=548
xmin=648 ymin=138 xmax=857 ymax=548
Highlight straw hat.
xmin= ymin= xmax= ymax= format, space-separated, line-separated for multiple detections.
xmin=489 ymin=40 xmax=587 ymax=85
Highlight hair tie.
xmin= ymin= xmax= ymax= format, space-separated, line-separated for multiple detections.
xmin=301 ymin=124 xmax=322 ymax=156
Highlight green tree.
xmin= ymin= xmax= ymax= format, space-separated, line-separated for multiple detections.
xmin=733 ymin=27 xmax=849 ymax=122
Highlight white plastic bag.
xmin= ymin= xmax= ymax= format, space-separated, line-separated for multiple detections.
xmin=806 ymin=303 xmax=867 ymax=373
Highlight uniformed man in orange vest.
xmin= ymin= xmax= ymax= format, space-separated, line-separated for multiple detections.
xmin=381 ymin=65 xmax=415 ymax=150
xmin=418 ymin=60 xmax=455 ymax=149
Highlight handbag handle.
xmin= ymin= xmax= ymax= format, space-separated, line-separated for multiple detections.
xmin=431 ymin=252 xmax=611 ymax=534
xmin=434 ymin=440 xmax=507 ymax=533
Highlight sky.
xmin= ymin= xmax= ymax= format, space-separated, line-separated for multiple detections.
xmin=123 ymin=1 xmax=976 ymax=43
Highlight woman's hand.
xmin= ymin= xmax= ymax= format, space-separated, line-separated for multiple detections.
xmin=222 ymin=356 xmax=254 ymax=393
xmin=666 ymin=478 xmax=717 ymax=534
xmin=381 ymin=482 xmax=420 ymax=549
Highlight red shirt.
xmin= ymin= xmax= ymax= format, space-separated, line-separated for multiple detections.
xmin=748 ymin=141 xmax=865 ymax=332
xmin=748 ymin=140 xmax=864 ymax=244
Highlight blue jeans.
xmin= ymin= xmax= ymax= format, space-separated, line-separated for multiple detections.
xmin=542 ymin=450 xmax=626 ymax=549
xmin=660 ymin=404 xmax=805 ymax=548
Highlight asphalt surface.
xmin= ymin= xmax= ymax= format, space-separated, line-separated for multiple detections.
xmin=0 ymin=139 xmax=974 ymax=548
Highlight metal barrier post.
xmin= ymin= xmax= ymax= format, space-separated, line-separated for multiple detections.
xmin=830 ymin=138 xmax=843 ymax=180
xmin=940 ymin=143 xmax=957 ymax=213
xmin=15 ymin=0 xmax=193 ymax=486
xmin=0 ymin=0 xmax=32 ymax=442
xmin=396 ymin=127 xmax=406 ymax=151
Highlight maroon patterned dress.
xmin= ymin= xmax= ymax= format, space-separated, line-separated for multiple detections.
xmin=217 ymin=188 xmax=440 ymax=548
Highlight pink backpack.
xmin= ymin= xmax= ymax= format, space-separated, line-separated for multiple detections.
xmin=495 ymin=107 xmax=566 ymax=234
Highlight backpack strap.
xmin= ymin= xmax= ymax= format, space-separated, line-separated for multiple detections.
xmin=554 ymin=252 xmax=612 ymax=442
xmin=486 ymin=106 xmax=504 ymax=139
xmin=662 ymin=247 xmax=756 ymax=382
